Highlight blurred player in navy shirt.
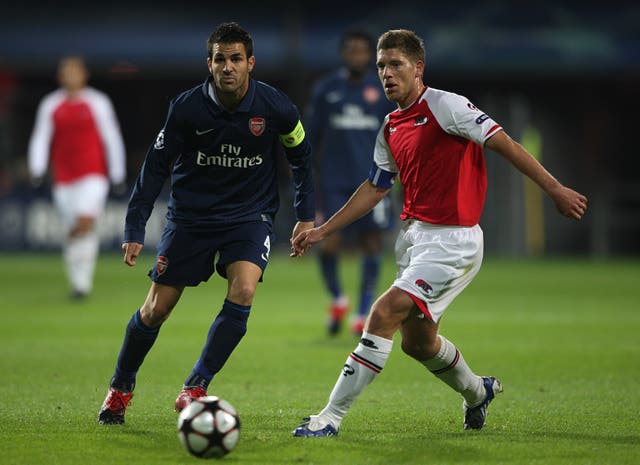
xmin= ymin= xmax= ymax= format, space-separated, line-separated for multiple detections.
xmin=98 ymin=22 xmax=315 ymax=424
xmin=305 ymin=30 xmax=395 ymax=336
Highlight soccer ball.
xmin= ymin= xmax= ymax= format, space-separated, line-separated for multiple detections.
xmin=177 ymin=396 xmax=240 ymax=459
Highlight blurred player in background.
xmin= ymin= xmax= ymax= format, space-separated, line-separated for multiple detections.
xmin=28 ymin=56 xmax=126 ymax=300
xmin=98 ymin=22 xmax=315 ymax=424
xmin=305 ymin=30 xmax=396 ymax=336
xmin=292 ymin=29 xmax=588 ymax=436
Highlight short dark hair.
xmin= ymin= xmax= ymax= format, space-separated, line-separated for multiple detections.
xmin=207 ymin=22 xmax=253 ymax=59
xmin=377 ymin=29 xmax=425 ymax=64
xmin=339 ymin=29 xmax=375 ymax=52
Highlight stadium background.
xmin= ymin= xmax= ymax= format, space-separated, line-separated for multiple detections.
xmin=0 ymin=0 xmax=638 ymax=256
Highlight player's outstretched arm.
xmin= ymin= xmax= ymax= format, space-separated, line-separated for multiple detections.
xmin=122 ymin=242 xmax=143 ymax=267
xmin=485 ymin=131 xmax=588 ymax=220
xmin=291 ymin=180 xmax=390 ymax=257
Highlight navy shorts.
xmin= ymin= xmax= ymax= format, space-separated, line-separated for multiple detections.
xmin=149 ymin=220 xmax=274 ymax=286
xmin=321 ymin=189 xmax=394 ymax=232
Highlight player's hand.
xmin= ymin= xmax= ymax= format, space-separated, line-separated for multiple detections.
xmin=122 ymin=242 xmax=143 ymax=267
xmin=289 ymin=221 xmax=315 ymax=257
xmin=290 ymin=226 xmax=325 ymax=257
xmin=550 ymin=185 xmax=588 ymax=220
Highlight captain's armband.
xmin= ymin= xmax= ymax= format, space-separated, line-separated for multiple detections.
xmin=368 ymin=162 xmax=397 ymax=190
xmin=279 ymin=120 xmax=306 ymax=148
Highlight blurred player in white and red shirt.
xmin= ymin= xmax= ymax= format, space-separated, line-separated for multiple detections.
xmin=28 ymin=56 xmax=126 ymax=300
xmin=292 ymin=29 xmax=588 ymax=437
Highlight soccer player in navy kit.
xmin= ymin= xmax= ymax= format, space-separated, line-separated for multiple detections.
xmin=305 ymin=30 xmax=396 ymax=336
xmin=98 ymin=22 xmax=315 ymax=424
xmin=292 ymin=29 xmax=587 ymax=436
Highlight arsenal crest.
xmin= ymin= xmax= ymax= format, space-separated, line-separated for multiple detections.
xmin=363 ymin=86 xmax=381 ymax=104
xmin=249 ymin=117 xmax=266 ymax=136
xmin=156 ymin=255 xmax=169 ymax=275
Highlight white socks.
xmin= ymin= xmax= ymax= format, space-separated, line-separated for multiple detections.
xmin=309 ymin=333 xmax=486 ymax=432
xmin=421 ymin=335 xmax=485 ymax=406
xmin=63 ymin=231 xmax=99 ymax=294
xmin=315 ymin=332 xmax=392 ymax=430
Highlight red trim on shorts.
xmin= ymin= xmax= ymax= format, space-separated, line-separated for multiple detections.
xmin=406 ymin=291 xmax=434 ymax=321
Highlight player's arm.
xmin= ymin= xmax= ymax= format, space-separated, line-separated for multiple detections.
xmin=291 ymin=118 xmax=398 ymax=256
xmin=485 ymin=131 xmax=588 ymax=220
xmin=281 ymin=120 xmax=316 ymax=255
xmin=281 ymin=119 xmax=316 ymax=222
xmin=27 ymin=95 xmax=56 ymax=186
xmin=123 ymin=100 xmax=182 ymax=250
xmin=291 ymin=170 xmax=393 ymax=257
xmin=322 ymin=179 xmax=390 ymax=233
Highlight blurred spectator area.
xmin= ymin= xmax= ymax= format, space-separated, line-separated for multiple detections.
xmin=0 ymin=1 xmax=638 ymax=256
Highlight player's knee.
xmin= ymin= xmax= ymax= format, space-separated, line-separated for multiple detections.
xmin=70 ymin=216 xmax=96 ymax=237
xmin=368 ymin=296 xmax=409 ymax=331
xmin=140 ymin=306 xmax=171 ymax=328
xmin=227 ymin=283 xmax=256 ymax=306
xmin=140 ymin=298 xmax=178 ymax=328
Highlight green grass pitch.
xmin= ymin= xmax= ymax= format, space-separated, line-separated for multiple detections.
xmin=0 ymin=251 xmax=638 ymax=465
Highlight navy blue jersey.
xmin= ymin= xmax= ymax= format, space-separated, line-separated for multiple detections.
xmin=125 ymin=77 xmax=314 ymax=244
xmin=305 ymin=68 xmax=395 ymax=193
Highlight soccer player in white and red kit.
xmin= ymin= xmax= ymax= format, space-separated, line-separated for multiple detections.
xmin=292 ymin=29 xmax=588 ymax=436
xmin=28 ymin=56 xmax=126 ymax=299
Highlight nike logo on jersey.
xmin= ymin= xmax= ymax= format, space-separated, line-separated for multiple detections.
xmin=195 ymin=128 xmax=215 ymax=135
xmin=414 ymin=116 xmax=428 ymax=126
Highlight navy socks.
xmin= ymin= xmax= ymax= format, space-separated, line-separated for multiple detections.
xmin=111 ymin=300 xmax=251 ymax=392
xmin=185 ymin=299 xmax=250 ymax=389
xmin=111 ymin=310 xmax=159 ymax=390
xmin=358 ymin=255 xmax=381 ymax=317
xmin=319 ymin=252 xmax=341 ymax=299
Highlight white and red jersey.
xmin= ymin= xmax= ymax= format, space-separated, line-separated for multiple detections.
xmin=373 ymin=87 xmax=502 ymax=226
xmin=28 ymin=87 xmax=126 ymax=185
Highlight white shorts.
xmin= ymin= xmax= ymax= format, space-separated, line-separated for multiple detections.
xmin=53 ymin=175 xmax=110 ymax=230
xmin=392 ymin=220 xmax=483 ymax=323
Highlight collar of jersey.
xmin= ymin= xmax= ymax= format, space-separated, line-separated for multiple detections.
xmin=397 ymin=85 xmax=429 ymax=112
xmin=203 ymin=76 xmax=256 ymax=114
